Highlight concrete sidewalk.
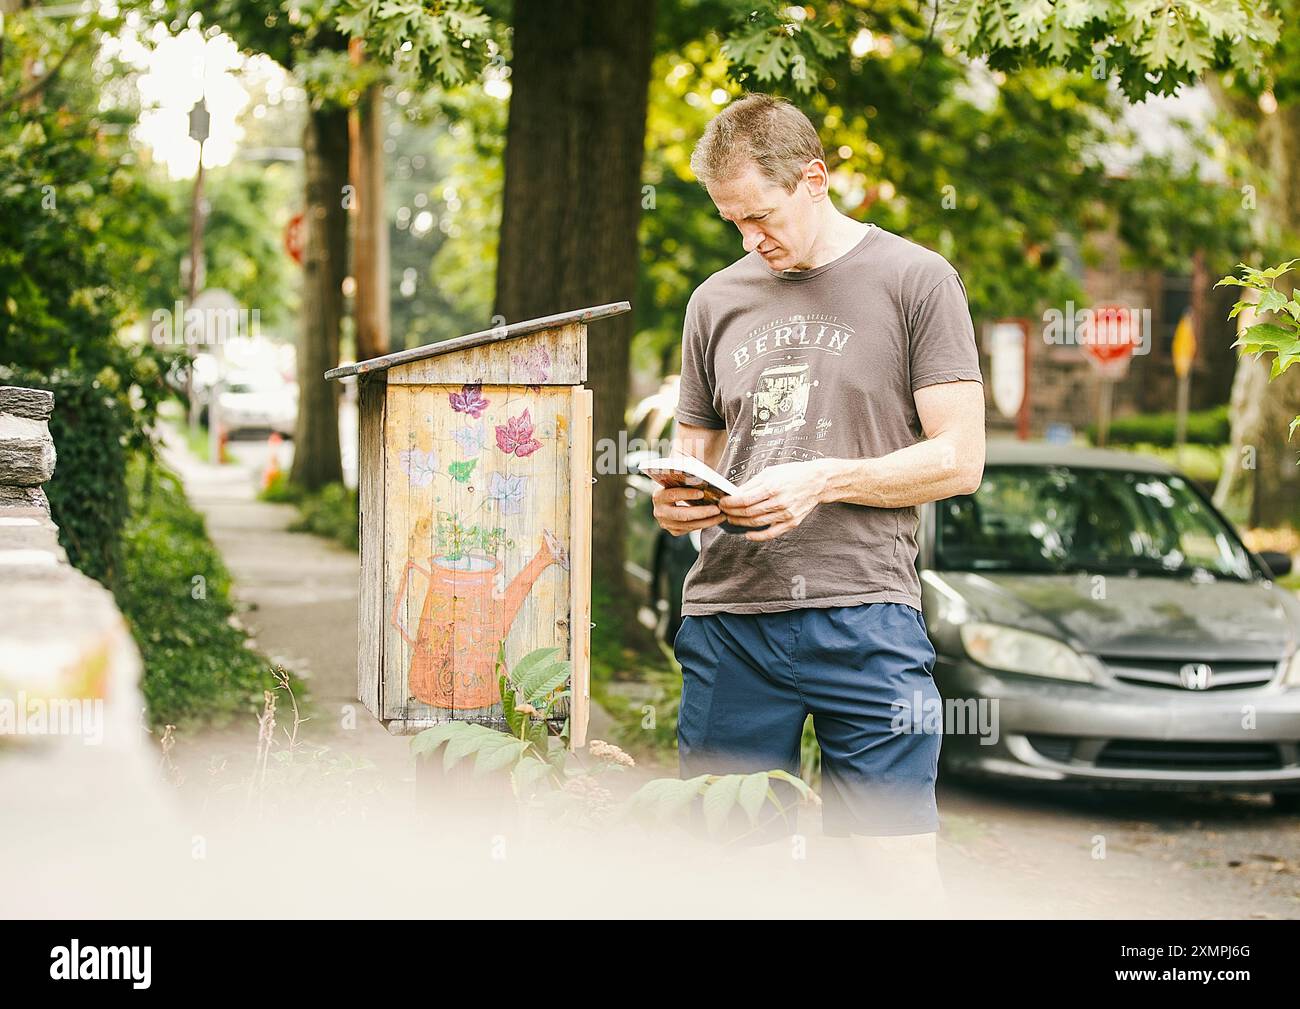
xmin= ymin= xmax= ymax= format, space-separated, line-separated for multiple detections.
xmin=162 ymin=431 xmax=414 ymax=783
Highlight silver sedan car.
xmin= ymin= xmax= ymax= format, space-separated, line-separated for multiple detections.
xmin=920 ymin=442 xmax=1300 ymax=810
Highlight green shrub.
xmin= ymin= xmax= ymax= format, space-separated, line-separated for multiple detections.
xmin=290 ymin=483 xmax=359 ymax=551
xmin=1086 ymin=404 xmax=1230 ymax=447
xmin=118 ymin=456 xmax=284 ymax=728
xmin=0 ymin=367 xmax=132 ymax=587
xmin=260 ymin=477 xmax=358 ymax=550
xmin=258 ymin=470 xmax=303 ymax=503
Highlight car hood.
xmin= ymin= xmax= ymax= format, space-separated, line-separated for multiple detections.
xmin=932 ymin=571 xmax=1300 ymax=662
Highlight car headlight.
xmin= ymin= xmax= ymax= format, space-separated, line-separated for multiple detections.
xmin=1285 ymin=649 xmax=1300 ymax=687
xmin=959 ymin=622 xmax=1093 ymax=683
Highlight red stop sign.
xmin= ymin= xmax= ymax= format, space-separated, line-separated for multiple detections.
xmin=1082 ymin=304 xmax=1137 ymax=368
xmin=284 ymin=212 xmax=305 ymax=266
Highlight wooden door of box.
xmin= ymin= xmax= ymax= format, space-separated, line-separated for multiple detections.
xmin=377 ymin=381 xmax=590 ymax=743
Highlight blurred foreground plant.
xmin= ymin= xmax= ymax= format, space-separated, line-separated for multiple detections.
xmin=412 ymin=646 xmax=819 ymax=842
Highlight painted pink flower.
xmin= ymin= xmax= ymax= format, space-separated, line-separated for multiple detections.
xmin=449 ymin=383 xmax=489 ymax=418
xmin=495 ymin=408 xmax=542 ymax=458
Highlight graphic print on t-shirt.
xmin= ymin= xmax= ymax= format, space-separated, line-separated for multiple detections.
xmin=725 ymin=313 xmax=853 ymax=484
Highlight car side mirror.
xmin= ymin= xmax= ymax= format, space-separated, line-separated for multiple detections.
xmin=1257 ymin=550 xmax=1293 ymax=580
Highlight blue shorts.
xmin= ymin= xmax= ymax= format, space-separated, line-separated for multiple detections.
xmin=674 ymin=602 xmax=941 ymax=838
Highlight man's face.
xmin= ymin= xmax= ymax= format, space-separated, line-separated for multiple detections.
xmin=707 ymin=162 xmax=821 ymax=272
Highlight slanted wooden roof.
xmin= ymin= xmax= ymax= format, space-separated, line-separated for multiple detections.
xmin=324 ymin=302 xmax=631 ymax=381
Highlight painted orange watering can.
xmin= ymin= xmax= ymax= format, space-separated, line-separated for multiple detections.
xmin=391 ymin=529 xmax=568 ymax=709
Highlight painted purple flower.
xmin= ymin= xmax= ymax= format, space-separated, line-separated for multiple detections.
xmin=495 ymin=408 xmax=542 ymax=458
xmin=451 ymin=420 xmax=487 ymax=457
xmin=449 ymin=383 xmax=489 ymax=418
xmin=487 ymin=472 xmax=528 ymax=515
xmin=399 ymin=448 xmax=438 ymax=487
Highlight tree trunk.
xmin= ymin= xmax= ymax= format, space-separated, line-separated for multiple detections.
xmin=495 ymin=0 xmax=657 ymax=611
xmin=1213 ymin=100 xmax=1300 ymax=527
xmin=291 ymin=103 xmax=349 ymax=490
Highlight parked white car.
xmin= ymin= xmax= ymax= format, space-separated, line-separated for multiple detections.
xmin=216 ymin=371 xmax=297 ymax=438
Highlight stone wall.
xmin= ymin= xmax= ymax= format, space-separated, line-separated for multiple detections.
xmin=0 ymin=386 xmax=147 ymax=755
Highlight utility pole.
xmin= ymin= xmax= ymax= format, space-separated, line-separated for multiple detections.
xmin=348 ymin=38 xmax=390 ymax=362
xmin=186 ymin=95 xmax=210 ymax=430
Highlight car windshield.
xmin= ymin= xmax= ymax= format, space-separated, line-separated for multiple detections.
xmin=934 ymin=464 xmax=1256 ymax=581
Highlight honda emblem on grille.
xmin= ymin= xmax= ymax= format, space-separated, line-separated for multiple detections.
xmin=1179 ymin=662 xmax=1213 ymax=690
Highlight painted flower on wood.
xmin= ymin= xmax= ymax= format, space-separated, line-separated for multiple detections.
xmin=451 ymin=420 xmax=487 ymax=457
xmin=448 ymin=458 xmax=477 ymax=484
xmin=488 ymin=472 xmax=528 ymax=515
xmin=495 ymin=409 xmax=542 ymax=458
xmin=449 ymin=383 xmax=489 ymax=418
xmin=400 ymin=448 xmax=439 ymax=487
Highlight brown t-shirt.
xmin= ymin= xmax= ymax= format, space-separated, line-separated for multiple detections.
xmin=676 ymin=224 xmax=983 ymax=615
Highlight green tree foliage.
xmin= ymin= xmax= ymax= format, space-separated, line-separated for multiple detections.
xmin=942 ymin=0 xmax=1281 ymax=98
xmin=636 ymin=1 xmax=1125 ymax=367
xmin=1218 ymin=261 xmax=1300 ymax=426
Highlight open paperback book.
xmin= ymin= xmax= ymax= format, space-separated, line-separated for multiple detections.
xmin=637 ymin=453 xmax=768 ymax=534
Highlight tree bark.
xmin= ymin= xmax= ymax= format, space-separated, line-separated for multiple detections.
xmin=1213 ymin=100 xmax=1300 ymax=526
xmin=495 ymin=0 xmax=658 ymax=607
xmin=290 ymin=103 xmax=350 ymax=490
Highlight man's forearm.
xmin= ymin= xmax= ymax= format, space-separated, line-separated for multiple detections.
xmin=816 ymin=436 xmax=983 ymax=509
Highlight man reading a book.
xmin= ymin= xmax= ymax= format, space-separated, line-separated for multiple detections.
xmin=652 ymin=94 xmax=986 ymax=908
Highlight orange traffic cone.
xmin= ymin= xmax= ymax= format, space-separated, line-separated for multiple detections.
xmin=262 ymin=432 xmax=283 ymax=491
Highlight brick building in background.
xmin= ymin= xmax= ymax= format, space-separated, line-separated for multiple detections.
xmin=980 ymin=86 xmax=1240 ymax=442
xmin=980 ymin=225 xmax=1239 ymax=441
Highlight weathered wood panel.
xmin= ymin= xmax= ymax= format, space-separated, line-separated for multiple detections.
xmin=568 ymin=386 xmax=593 ymax=749
xmin=356 ymin=377 xmax=386 ymax=717
xmin=384 ymin=325 xmax=585 ymax=386
xmin=382 ymin=382 xmax=574 ymax=725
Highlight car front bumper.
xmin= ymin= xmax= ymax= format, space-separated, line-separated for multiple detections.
xmin=934 ymin=655 xmax=1300 ymax=792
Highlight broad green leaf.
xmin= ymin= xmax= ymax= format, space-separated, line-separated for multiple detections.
xmin=474 ymin=736 xmax=529 ymax=775
xmin=501 ymin=674 xmax=524 ymax=737
xmin=410 ymin=720 xmax=465 ymax=755
xmin=985 ymin=0 xmax=1019 ymax=48
xmin=509 ymin=646 xmax=560 ymax=687
xmin=767 ymin=768 xmax=816 ymax=801
xmin=1039 ymin=17 xmax=1075 ymax=61
xmin=1057 ymin=0 xmax=1114 ymax=31
xmin=1010 ymin=0 xmax=1055 ymax=41
xmin=1259 ymin=288 xmax=1290 ymax=315
xmin=443 ymin=724 xmax=500 ymax=770
xmin=625 ymin=775 xmax=708 ymax=822
xmin=737 ymin=771 xmax=773 ymax=825
xmin=512 ymin=755 xmax=553 ymax=794
xmin=943 ymin=0 xmax=985 ymax=47
xmin=1234 ymin=322 xmax=1300 ymax=355
xmin=521 ymin=662 xmax=571 ymax=704
xmin=701 ymin=773 xmax=745 ymax=834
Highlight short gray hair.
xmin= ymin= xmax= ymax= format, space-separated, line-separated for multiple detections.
xmin=690 ymin=93 xmax=826 ymax=193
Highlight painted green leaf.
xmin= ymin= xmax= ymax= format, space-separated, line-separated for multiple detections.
xmin=448 ymin=458 xmax=477 ymax=483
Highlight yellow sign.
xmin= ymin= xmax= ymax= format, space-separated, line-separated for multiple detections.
xmin=1172 ymin=312 xmax=1197 ymax=378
